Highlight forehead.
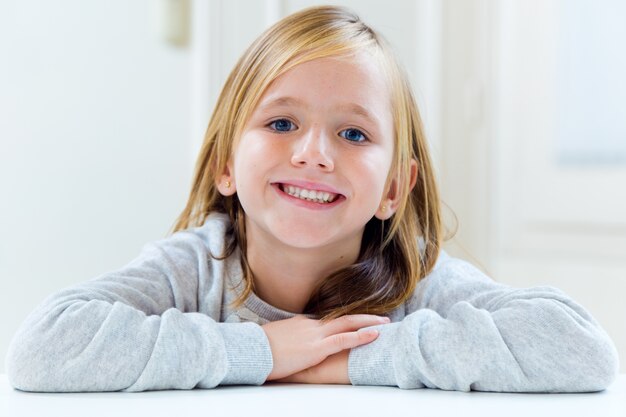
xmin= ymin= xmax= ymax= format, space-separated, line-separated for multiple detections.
xmin=257 ymin=52 xmax=392 ymax=120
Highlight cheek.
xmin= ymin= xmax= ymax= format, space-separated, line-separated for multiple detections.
xmin=357 ymin=150 xmax=393 ymax=195
xmin=233 ymin=134 xmax=266 ymax=172
xmin=232 ymin=133 xmax=283 ymax=191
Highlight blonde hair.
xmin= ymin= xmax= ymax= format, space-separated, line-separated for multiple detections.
xmin=173 ymin=5 xmax=443 ymax=320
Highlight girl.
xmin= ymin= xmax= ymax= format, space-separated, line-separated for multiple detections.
xmin=6 ymin=6 xmax=618 ymax=392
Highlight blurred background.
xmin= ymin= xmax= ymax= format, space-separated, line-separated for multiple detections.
xmin=1 ymin=0 xmax=624 ymax=373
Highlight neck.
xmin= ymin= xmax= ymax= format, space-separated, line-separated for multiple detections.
xmin=245 ymin=226 xmax=362 ymax=314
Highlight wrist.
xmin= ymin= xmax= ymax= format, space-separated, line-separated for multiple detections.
xmin=348 ymin=323 xmax=398 ymax=386
xmin=217 ymin=322 xmax=273 ymax=385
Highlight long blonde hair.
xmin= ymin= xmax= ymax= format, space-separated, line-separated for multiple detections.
xmin=173 ymin=5 xmax=443 ymax=320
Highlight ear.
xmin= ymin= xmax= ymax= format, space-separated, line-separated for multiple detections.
xmin=375 ymin=159 xmax=418 ymax=220
xmin=215 ymin=161 xmax=237 ymax=196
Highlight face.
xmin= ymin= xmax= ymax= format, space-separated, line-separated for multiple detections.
xmin=222 ymin=53 xmax=397 ymax=253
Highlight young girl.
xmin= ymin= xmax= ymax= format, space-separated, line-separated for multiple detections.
xmin=6 ymin=6 xmax=618 ymax=393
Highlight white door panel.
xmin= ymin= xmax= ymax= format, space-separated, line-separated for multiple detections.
xmin=495 ymin=0 xmax=626 ymax=260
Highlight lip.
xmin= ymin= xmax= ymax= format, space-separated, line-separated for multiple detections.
xmin=272 ymin=179 xmax=344 ymax=196
xmin=271 ymin=183 xmax=345 ymax=210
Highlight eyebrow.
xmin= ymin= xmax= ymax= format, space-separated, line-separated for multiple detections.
xmin=258 ymin=96 xmax=381 ymax=126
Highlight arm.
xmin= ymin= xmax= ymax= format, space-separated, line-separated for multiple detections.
xmin=348 ymin=254 xmax=620 ymax=392
xmin=5 ymin=226 xmax=272 ymax=392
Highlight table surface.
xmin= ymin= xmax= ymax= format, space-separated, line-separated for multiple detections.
xmin=2 ymin=374 xmax=626 ymax=417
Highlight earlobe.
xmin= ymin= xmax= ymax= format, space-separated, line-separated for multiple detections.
xmin=374 ymin=200 xmax=394 ymax=220
xmin=216 ymin=177 xmax=236 ymax=196
xmin=374 ymin=159 xmax=418 ymax=221
xmin=217 ymin=177 xmax=236 ymax=196
xmin=216 ymin=164 xmax=237 ymax=196
xmin=374 ymin=178 xmax=398 ymax=220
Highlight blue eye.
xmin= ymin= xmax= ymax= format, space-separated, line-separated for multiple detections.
xmin=339 ymin=128 xmax=367 ymax=142
xmin=269 ymin=119 xmax=295 ymax=132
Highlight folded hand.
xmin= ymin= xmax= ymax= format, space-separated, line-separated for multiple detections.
xmin=262 ymin=314 xmax=388 ymax=382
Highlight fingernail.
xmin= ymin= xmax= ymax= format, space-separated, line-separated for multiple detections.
xmin=380 ymin=316 xmax=390 ymax=323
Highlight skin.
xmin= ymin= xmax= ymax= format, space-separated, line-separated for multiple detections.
xmin=216 ymin=52 xmax=417 ymax=383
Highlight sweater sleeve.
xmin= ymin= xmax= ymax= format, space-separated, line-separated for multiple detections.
xmin=348 ymin=254 xmax=620 ymax=392
xmin=5 ymin=228 xmax=273 ymax=392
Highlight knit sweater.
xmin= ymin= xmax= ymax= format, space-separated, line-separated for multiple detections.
xmin=5 ymin=213 xmax=619 ymax=392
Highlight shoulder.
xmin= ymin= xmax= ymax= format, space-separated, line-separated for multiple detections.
xmin=405 ymin=251 xmax=577 ymax=316
xmin=155 ymin=212 xmax=231 ymax=255
xmin=404 ymin=251 xmax=504 ymax=313
xmin=122 ymin=212 xmax=233 ymax=273
xmin=423 ymin=251 xmax=495 ymax=289
xmin=176 ymin=212 xmax=231 ymax=253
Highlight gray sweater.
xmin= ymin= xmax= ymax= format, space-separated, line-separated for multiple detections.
xmin=5 ymin=213 xmax=619 ymax=392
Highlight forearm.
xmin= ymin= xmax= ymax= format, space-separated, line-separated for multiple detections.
xmin=349 ymin=259 xmax=619 ymax=392
xmin=6 ymin=294 xmax=272 ymax=392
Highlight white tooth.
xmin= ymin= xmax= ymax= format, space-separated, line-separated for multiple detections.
xmin=282 ymin=185 xmax=337 ymax=203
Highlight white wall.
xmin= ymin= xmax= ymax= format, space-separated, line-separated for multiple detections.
xmin=0 ymin=0 xmax=192 ymax=371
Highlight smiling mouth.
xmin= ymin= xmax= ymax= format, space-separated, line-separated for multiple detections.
xmin=277 ymin=183 xmax=341 ymax=204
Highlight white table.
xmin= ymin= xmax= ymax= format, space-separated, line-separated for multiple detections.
xmin=2 ymin=374 xmax=626 ymax=417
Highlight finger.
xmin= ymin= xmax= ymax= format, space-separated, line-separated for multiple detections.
xmin=321 ymin=314 xmax=390 ymax=336
xmin=273 ymin=372 xmax=303 ymax=384
xmin=321 ymin=328 xmax=380 ymax=356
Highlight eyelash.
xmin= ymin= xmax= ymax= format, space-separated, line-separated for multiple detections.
xmin=267 ymin=118 xmax=369 ymax=143
xmin=268 ymin=119 xmax=296 ymax=133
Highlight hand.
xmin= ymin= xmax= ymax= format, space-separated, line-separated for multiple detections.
xmin=273 ymin=350 xmax=350 ymax=384
xmin=262 ymin=314 xmax=389 ymax=381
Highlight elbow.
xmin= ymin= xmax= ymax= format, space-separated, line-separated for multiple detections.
xmin=6 ymin=315 xmax=75 ymax=392
xmin=567 ymin=304 xmax=621 ymax=392
xmin=6 ymin=332 xmax=46 ymax=392
xmin=517 ymin=332 xmax=619 ymax=393
xmin=533 ymin=296 xmax=620 ymax=392
xmin=505 ymin=297 xmax=620 ymax=393
xmin=579 ymin=335 xmax=620 ymax=392
xmin=549 ymin=327 xmax=621 ymax=393
xmin=6 ymin=299 xmax=107 ymax=392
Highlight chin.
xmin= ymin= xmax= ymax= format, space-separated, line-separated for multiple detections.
xmin=270 ymin=223 xmax=333 ymax=248
xmin=275 ymin=232 xmax=334 ymax=249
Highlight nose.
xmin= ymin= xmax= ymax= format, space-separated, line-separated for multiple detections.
xmin=290 ymin=128 xmax=334 ymax=171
